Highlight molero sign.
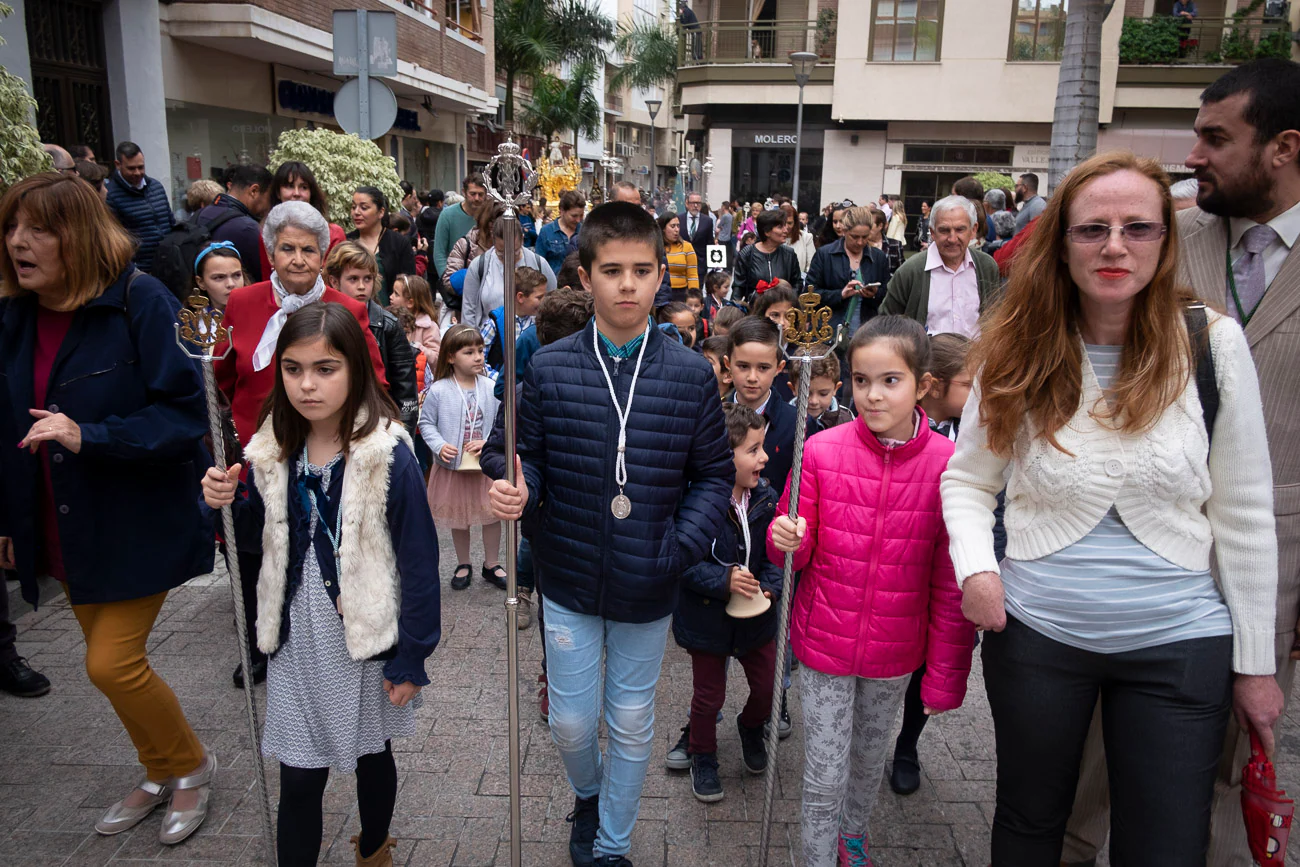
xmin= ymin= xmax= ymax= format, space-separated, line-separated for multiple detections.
xmin=751 ymin=132 xmax=799 ymax=146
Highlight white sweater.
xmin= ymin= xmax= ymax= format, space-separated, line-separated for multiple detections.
xmin=940 ymin=311 xmax=1279 ymax=674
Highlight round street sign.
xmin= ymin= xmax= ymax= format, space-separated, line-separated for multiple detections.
xmin=334 ymin=77 xmax=399 ymax=140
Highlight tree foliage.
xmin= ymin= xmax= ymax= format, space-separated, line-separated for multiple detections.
xmin=521 ymin=60 xmax=602 ymax=147
xmin=495 ymin=0 xmax=615 ymax=125
xmin=267 ymin=128 xmax=401 ymax=229
xmin=608 ymin=19 xmax=678 ymax=93
xmin=0 ymin=3 xmax=52 ymax=194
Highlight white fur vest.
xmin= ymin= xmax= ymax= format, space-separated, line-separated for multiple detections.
xmin=243 ymin=417 xmax=414 ymax=660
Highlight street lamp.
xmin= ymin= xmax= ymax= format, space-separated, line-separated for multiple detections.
xmin=645 ymin=98 xmax=662 ymax=196
xmin=788 ymin=51 xmax=818 ymax=211
xmin=701 ymin=154 xmax=713 ymax=203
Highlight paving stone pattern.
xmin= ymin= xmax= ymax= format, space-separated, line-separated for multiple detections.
xmin=3 ymin=535 xmax=1299 ymax=866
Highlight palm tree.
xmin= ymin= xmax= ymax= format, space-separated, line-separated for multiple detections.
xmin=608 ymin=19 xmax=679 ymax=93
xmin=495 ymin=0 xmax=615 ymax=126
xmin=521 ymin=60 xmax=603 ymax=151
xmin=1047 ymin=0 xmax=1114 ymax=192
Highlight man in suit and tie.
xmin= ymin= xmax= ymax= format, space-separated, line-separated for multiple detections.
xmin=1060 ymin=57 xmax=1300 ymax=867
xmin=678 ymin=192 xmax=715 ymax=261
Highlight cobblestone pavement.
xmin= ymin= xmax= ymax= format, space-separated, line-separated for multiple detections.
xmin=3 ymin=535 xmax=1299 ymax=866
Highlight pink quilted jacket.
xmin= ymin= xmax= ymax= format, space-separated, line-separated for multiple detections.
xmin=767 ymin=410 xmax=975 ymax=712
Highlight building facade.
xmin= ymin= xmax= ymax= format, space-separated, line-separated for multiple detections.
xmin=679 ymin=0 xmax=1299 ymax=232
xmin=7 ymin=0 xmax=497 ymax=208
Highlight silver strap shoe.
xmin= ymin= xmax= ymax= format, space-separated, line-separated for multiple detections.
xmin=159 ymin=749 xmax=216 ymax=846
xmin=95 ymin=778 xmax=172 ymax=835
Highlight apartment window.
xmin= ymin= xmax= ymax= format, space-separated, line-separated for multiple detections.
xmin=870 ymin=1 xmax=944 ymax=62
xmin=1010 ymin=0 xmax=1068 ymax=61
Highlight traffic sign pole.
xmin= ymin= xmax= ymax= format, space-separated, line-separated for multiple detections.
xmin=357 ymin=10 xmax=371 ymax=141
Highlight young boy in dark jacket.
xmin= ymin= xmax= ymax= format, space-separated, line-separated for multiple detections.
xmin=724 ymin=316 xmax=797 ymax=498
xmin=670 ymin=403 xmax=783 ymax=804
xmin=486 ymin=202 xmax=734 ymax=867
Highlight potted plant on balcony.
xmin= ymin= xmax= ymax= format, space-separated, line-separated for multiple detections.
xmin=815 ymin=9 xmax=837 ymax=56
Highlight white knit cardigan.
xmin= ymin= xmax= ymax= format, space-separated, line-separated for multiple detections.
xmin=940 ymin=311 xmax=1278 ymax=674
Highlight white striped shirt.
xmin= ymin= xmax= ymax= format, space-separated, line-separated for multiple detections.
xmin=1000 ymin=344 xmax=1233 ymax=654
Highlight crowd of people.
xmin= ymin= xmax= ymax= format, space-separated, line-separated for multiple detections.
xmin=1 ymin=57 xmax=1299 ymax=867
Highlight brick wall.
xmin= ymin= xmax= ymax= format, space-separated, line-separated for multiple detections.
xmin=1125 ymin=0 xmax=1147 ymax=16
xmin=171 ymin=0 xmax=486 ymax=91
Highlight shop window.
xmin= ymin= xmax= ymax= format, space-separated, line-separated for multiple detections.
xmin=870 ymin=0 xmax=944 ymax=62
xmin=1009 ymin=0 xmax=1068 ymax=61
xmin=902 ymin=144 xmax=1013 ymax=165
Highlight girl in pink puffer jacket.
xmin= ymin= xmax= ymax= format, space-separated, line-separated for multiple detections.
xmin=769 ymin=315 xmax=975 ymax=867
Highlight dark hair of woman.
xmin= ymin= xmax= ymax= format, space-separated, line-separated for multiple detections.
xmin=258 ymin=302 xmax=397 ymax=461
xmin=355 ymin=185 xmax=390 ymax=229
xmin=271 ymin=161 xmax=330 ymax=217
xmin=755 ymin=209 xmax=786 ymax=244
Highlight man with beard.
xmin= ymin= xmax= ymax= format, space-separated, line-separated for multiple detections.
xmin=1060 ymin=57 xmax=1300 ymax=867
xmin=1012 ymin=172 xmax=1046 ymax=236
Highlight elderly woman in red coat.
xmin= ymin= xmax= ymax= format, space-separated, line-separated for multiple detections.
xmin=214 ymin=200 xmax=386 ymax=687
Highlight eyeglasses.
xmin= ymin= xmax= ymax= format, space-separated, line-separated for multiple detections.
xmin=1064 ymin=222 xmax=1167 ymax=244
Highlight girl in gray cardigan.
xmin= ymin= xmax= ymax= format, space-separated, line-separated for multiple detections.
xmin=417 ymin=324 xmax=504 ymax=590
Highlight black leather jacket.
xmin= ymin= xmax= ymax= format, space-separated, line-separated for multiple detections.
xmin=367 ymin=300 xmax=418 ymax=431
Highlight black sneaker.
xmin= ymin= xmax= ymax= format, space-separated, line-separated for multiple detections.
xmin=450 ymin=564 xmax=472 ymax=590
xmin=736 ymin=713 xmax=767 ymax=774
xmin=566 ymin=793 xmax=599 ymax=867
xmin=665 ymin=725 xmax=691 ymax=770
xmin=778 ymin=691 xmax=792 ymax=740
xmin=593 ymin=857 xmax=633 ymax=867
xmin=0 ymin=656 xmax=50 ymax=697
xmin=690 ymin=752 xmax=724 ymax=803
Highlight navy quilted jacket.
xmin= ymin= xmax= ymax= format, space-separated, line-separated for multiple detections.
xmin=506 ymin=319 xmax=735 ymax=623
xmin=106 ymin=171 xmax=175 ymax=272
xmin=672 ymin=479 xmax=783 ymax=656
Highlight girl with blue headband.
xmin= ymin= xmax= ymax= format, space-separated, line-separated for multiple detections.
xmin=194 ymin=240 xmax=245 ymax=311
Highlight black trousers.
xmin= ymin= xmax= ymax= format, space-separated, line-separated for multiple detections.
xmin=0 ymin=576 xmax=17 ymax=663
xmin=277 ymin=743 xmax=397 ymax=866
xmin=982 ymin=615 xmax=1232 ymax=867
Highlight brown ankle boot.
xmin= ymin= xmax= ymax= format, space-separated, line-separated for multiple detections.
xmin=351 ymin=835 xmax=396 ymax=866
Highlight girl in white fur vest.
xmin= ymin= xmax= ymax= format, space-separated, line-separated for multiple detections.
xmin=202 ymin=303 xmax=441 ymax=867
xmin=418 ymin=322 xmax=504 ymax=591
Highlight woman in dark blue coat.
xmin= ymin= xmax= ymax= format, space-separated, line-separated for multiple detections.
xmin=0 ymin=173 xmax=215 ymax=844
xmin=806 ymin=205 xmax=891 ymax=336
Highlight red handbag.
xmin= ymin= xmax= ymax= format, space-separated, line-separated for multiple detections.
xmin=1242 ymin=729 xmax=1294 ymax=864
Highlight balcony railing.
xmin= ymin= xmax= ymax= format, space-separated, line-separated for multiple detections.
xmin=678 ymin=19 xmax=837 ymax=66
xmin=395 ymin=0 xmax=484 ymax=42
xmin=604 ymin=93 xmax=624 ymax=113
xmin=1119 ymin=15 xmax=1291 ymax=65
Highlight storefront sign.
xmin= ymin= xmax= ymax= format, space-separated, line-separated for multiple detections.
xmin=276 ymin=79 xmax=420 ymax=132
xmin=750 ymin=132 xmax=799 ymax=146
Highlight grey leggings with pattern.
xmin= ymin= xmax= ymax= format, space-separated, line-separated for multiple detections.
xmin=799 ymin=665 xmax=910 ymax=867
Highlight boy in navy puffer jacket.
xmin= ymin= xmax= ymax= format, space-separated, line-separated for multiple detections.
xmin=670 ymin=403 xmax=783 ymax=804
xmin=487 ymin=202 xmax=734 ymax=867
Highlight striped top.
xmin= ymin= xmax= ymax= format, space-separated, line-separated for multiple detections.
xmin=665 ymin=240 xmax=700 ymax=291
xmin=1000 ymin=344 xmax=1233 ymax=654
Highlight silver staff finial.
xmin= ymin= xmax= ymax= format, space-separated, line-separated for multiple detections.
xmin=483 ymin=134 xmax=538 ymax=217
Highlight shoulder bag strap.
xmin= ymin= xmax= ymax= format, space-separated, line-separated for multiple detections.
xmin=1184 ymin=302 xmax=1219 ymax=450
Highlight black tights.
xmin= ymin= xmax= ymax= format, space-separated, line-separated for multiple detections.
xmin=892 ymin=663 xmax=928 ymax=763
xmin=277 ymin=742 xmax=397 ymax=866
